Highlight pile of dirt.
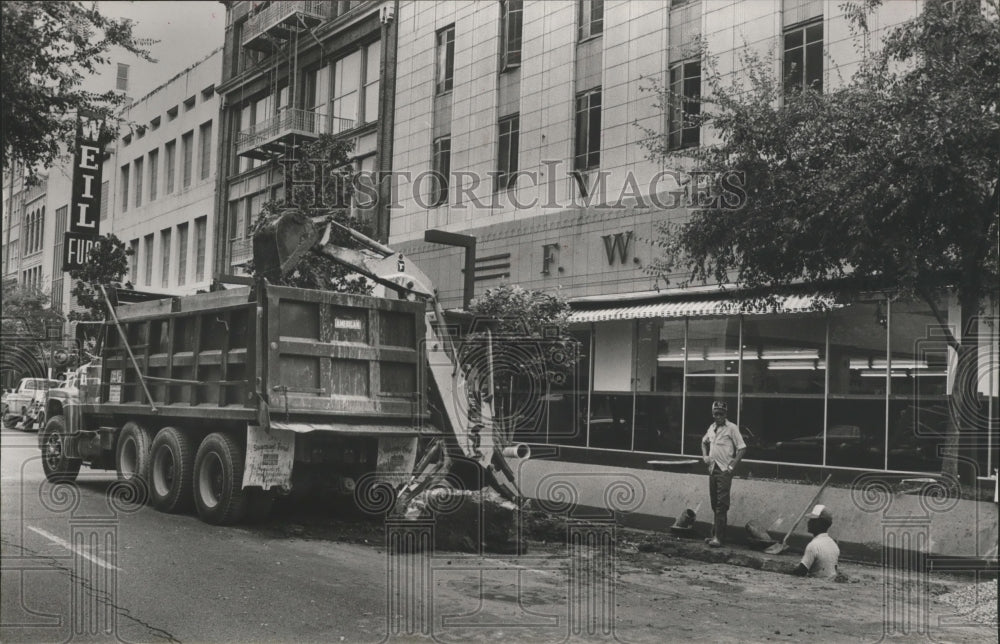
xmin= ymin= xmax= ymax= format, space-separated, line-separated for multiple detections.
xmin=399 ymin=487 xmax=522 ymax=553
xmin=936 ymin=579 xmax=998 ymax=627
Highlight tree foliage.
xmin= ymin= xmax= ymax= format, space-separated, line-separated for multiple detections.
xmin=68 ymin=233 xmax=133 ymax=321
xmin=467 ymin=284 xmax=577 ymax=441
xmin=1 ymin=282 xmax=64 ymax=338
xmin=1 ymin=1 xmax=152 ymax=178
xmin=640 ymin=0 xmax=999 ymax=482
xmin=640 ymin=0 xmax=998 ymax=317
xmin=246 ymin=134 xmax=373 ymax=295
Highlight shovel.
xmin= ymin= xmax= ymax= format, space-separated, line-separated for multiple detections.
xmin=764 ymin=474 xmax=832 ymax=555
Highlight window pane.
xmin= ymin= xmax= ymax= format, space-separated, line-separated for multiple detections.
xmin=548 ymin=331 xmax=589 ymax=447
xmin=588 ymin=393 xmax=633 ymax=450
xmin=785 ymin=29 xmax=803 ymax=50
xmin=827 ymin=302 xmax=887 ymax=469
xmin=805 ymin=41 xmax=823 ymax=91
xmin=784 ymin=47 xmax=803 ymax=92
xmin=686 ymin=317 xmax=740 ymax=375
xmin=743 ymin=314 xmax=826 ymax=465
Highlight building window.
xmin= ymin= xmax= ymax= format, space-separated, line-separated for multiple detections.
xmin=165 ymin=140 xmax=176 ymax=193
xmin=116 ymin=63 xmax=129 ymax=92
xmin=143 ymin=234 xmax=154 ymax=286
xmin=574 ymin=88 xmax=602 ymax=171
xmin=181 ymin=130 xmax=194 ymax=188
xmin=436 ymin=25 xmax=455 ymax=94
xmin=362 ymin=40 xmax=380 ymax=125
xmin=134 ymin=157 xmax=143 ymax=208
xmin=500 ymin=0 xmax=523 ymax=70
xmin=199 ymin=121 xmax=213 ymax=181
xmin=668 ymin=59 xmax=701 ymax=149
xmin=333 ymin=50 xmax=361 ymax=132
xmin=129 ymin=238 xmax=139 ymax=284
xmin=496 ymin=114 xmax=519 ymax=192
xmin=120 ymin=165 xmax=130 ymax=212
xmin=304 ymin=64 xmax=331 ymax=134
xmin=194 ymin=216 xmax=207 ymax=282
xmin=432 ymin=136 xmax=451 ymax=207
xmin=99 ymin=181 xmax=109 ymax=221
xmin=784 ymin=21 xmax=823 ymax=94
xmin=160 ymin=228 xmax=172 ymax=288
xmin=23 ymin=206 xmax=44 ymax=255
xmin=177 ymin=222 xmax=189 ymax=286
xmin=149 ymin=149 xmax=159 ymax=201
xmin=578 ymin=0 xmax=603 ymax=41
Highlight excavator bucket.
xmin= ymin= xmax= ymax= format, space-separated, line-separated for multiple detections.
xmin=252 ymin=211 xmax=323 ymax=281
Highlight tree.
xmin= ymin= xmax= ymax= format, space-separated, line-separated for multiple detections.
xmin=68 ymin=233 xmax=133 ymax=321
xmin=640 ymin=0 xmax=999 ymax=483
xmin=1 ymin=282 xmax=64 ymax=337
xmin=1 ymin=1 xmax=152 ymax=178
xmin=246 ymin=134 xmax=373 ymax=295
xmin=467 ymin=284 xmax=577 ymax=443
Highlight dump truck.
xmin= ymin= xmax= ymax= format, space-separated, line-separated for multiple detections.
xmin=39 ymin=214 xmax=523 ymax=524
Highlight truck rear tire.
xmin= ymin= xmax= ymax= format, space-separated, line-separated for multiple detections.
xmin=150 ymin=427 xmax=195 ymax=514
xmin=40 ymin=415 xmax=82 ymax=483
xmin=193 ymin=432 xmax=248 ymax=525
xmin=116 ymin=421 xmax=154 ymax=487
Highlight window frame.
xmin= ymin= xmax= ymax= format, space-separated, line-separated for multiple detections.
xmin=578 ymin=0 xmax=604 ymax=42
xmin=500 ymin=0 xmax=523 ymax=71
xmin=574 ymin=88 xmax=602 ymax=171
xmin=435 ymin=25 xmax=456 ymax=94
xmin=431 ymin=136 xmax=451 ymax=207
xmin=496 ymin=114 xmax=520 ymax=192
xmin=667 ymin=58 xmax=702 ymax=150
xmin=783 ymin=19 xmax=824 ymax=94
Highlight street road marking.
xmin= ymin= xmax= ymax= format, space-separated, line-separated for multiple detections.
xmin=27 ymin=525 xmax=122 ymax=572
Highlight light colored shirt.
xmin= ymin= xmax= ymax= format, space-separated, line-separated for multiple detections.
xmin=801 ymin=533 xmax=840 ymax=579
xmin=702 ymin=420 xmax=746 ymax=472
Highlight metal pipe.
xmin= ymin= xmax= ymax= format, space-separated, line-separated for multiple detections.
xmin=502 ymin=444 xmax=531 ymax=460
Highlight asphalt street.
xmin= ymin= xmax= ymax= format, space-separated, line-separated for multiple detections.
xmin=2 ymin=427 xmax=995 ymax=643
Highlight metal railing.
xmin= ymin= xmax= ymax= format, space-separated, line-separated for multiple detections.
xmin=235 ymin=108 xmax=356 ymax=156
xmin=242 ymin=1 xmax=337 ymax=46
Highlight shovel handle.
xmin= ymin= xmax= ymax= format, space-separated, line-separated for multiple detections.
xmin=779 ymin=474 xmax=832 ymax=546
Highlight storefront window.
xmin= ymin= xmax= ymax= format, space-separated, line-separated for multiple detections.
xmin=827 ymin=302 xmax=887 ymax=469
xmin=635 ymin=319 xmax=685 ymax=453
xmin=887 ymin=298 xmax=952 ymax=472
xmin=683 ymin=318 xmax=739 ymax=455
xmin=588 ymin=393 xmax=634 ymax=449
xmin=548 ymin=330 xmax=589 ymax=447
xmin=743 ymin=313 xmax=826 ymax=465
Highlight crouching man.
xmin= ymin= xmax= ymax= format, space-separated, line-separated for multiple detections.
xmin=791 ymin=505 xmax=840 ymax=579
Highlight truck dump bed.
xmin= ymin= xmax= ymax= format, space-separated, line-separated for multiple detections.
xmin=99 ymin=284 xmax=428 ymax=432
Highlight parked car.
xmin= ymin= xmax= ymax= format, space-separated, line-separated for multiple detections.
xmin=1 ymin=378 xmax=60 ymax=431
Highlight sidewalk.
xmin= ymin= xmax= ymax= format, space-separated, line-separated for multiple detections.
xmin=514 ymin=457 xmax=999 ymax=565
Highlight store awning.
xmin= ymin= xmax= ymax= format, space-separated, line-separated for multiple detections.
xmin=568 ymin=294 xmax=838 ymax=323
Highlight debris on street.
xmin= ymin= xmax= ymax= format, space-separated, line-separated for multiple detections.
xmin=937 ymin=579 xmax=998 ymax=627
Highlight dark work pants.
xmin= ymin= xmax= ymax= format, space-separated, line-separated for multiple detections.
xmin=709 ymin=466 xmax=733 ymax=541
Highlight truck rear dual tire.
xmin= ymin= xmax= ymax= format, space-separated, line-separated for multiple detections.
xmin=149 ymin=427 xmax=196 ymax=514
xmin=116 ymin=421 xmax=154 ymax=486
xmin=40 ymin=415 xmax=82 ymax=483
xmin=194 ymin=432 xmax=249 ymax=525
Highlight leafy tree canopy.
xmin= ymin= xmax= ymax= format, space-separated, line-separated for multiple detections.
xmin=1 ymin=1 xmax=153 ymax=179
xmin=68 ymin=233 xmax=132 ymax=321
xmin=641 ymin=0 xmax=998 ymax=338
xmin=247 ymin=134 xmax=373 ymax=295
xmin=1 ymin=282 xmax=64 ymax=338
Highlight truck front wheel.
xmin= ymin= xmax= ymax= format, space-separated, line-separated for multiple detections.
xmin=193 ymin=432 xmax=248 ymax=525
xmin=116 ymin=421 xmax=154 ymax=487
xmin=40 ymin=415 xmax=82 ymax=483
xmin=150 ymin=427 xmax=196 ymax=514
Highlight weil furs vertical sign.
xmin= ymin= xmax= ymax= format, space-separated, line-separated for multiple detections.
xmin=63 ymin=109 xmax=107 ymax=271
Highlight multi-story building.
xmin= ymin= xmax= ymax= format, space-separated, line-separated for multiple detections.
xmin=387 ymin=1 xmax=998 ymax=485
xmin=214 ymin=0 xmax=395 ymax=277
xmin=101 ymin=48 xmax=223 ymax=297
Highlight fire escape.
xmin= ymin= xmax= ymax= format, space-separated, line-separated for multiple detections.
xmin=235 ymin=1 xmax=352 ymax=160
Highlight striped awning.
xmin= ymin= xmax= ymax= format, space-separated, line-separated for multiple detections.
xmin=568 ymin=294 xmax=837 ymax=323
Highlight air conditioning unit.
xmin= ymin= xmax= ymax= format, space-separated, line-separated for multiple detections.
xmin=380 ymin=4 xmax=395 ymax=24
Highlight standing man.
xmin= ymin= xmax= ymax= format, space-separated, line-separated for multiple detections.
xmin=701 ymin=401 xmax=746 ymax=547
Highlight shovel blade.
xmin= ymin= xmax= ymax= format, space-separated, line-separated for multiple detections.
xmin=764 ymin=542 xmax=789 ymax=555
xmin=252 ymin=211 xmax=322 ymax=281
